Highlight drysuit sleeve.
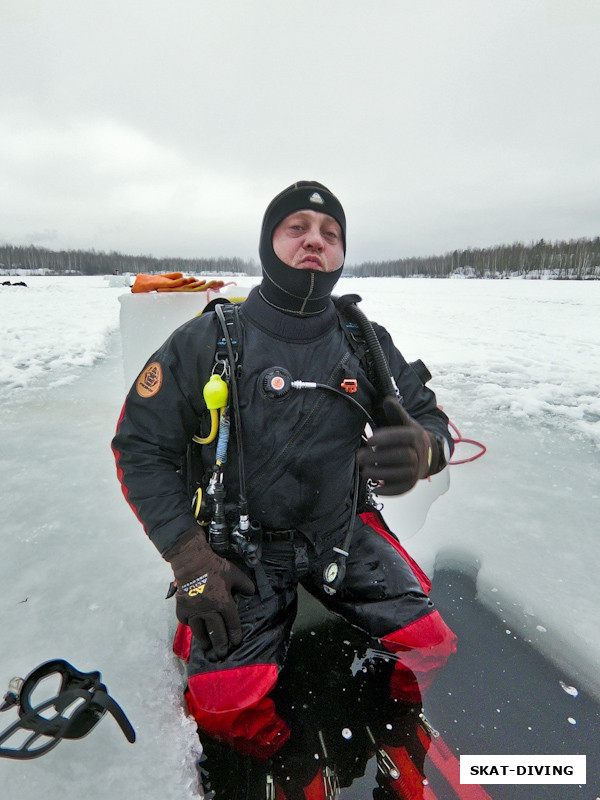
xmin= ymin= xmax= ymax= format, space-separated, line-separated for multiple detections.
xmin=111 ymin=316 xmax=217 ymax=556
xmin=372 ymin=321 xmax=454 ymax=473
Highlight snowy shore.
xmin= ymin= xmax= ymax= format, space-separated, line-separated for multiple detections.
xmin=1 ymin=275 xmax=598 ymax=799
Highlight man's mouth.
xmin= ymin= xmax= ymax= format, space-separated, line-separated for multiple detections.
xmin=300 ymin=255 xmax=323 ymax=269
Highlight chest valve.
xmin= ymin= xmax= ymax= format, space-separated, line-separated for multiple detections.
xmin=261 ymin=367 xmax=292 ymax=398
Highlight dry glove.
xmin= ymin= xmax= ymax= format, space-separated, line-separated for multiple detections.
xmin=357 ymin=396 xmax=437 ymax=496
xmin=165 ymin=527 xmax=255 ymax=658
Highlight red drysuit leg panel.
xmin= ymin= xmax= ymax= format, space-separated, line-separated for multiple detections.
xmin=185 ymin=663 xmax=290 ymax=759
xmin=382 ymin=610 xmax=457 ymax=702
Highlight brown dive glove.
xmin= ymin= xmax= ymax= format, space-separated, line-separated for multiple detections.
xmin=165 ymin=526 xmax=255 ymax=658
xmin=357 ymin=396 xmax=438 ymax=496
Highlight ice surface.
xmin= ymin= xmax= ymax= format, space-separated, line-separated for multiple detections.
xmin=0 ymin=277 xmax=124 ymax=396
xmin=1 ymin=275 xmax=598 ymax=799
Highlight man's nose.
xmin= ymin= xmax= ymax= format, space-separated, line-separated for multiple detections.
xmin=304 ymin=227 xmax=325 ymax=249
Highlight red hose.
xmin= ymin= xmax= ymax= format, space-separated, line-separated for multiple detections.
xmin=447 ymin=419 xmax=487 ymax=465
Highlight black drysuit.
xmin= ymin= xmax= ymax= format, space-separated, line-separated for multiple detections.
xmin=112 ymin=287 xmax=457 ymax=751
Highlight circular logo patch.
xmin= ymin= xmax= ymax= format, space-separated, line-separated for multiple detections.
xmin=136 ymin=362 xmax=163 ymax=398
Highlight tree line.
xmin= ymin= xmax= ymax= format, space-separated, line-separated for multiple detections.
xmin=349 ymin=237 xmax=600 ymax=279
xmin=1 ymin=236 xmax=599 ymax=279
xmin=0 ymin=244 xmax=260 ymax=277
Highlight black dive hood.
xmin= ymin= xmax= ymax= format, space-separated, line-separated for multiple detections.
xmin=258 ymin=181 xmax=346 ymax=316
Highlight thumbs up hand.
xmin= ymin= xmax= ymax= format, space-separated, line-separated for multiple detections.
xmin=356 ymin=396 xmax=437 ymax=496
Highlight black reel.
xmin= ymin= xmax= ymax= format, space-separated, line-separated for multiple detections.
xmin=0 ymin=659 xmax=135 ymax=760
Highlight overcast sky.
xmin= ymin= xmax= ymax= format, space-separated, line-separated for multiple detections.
xmin=2 ymin=0 xmax=599 ymax=264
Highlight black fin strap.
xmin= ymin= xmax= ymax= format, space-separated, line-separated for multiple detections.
xmin=0 ymin=659 xmax=135 ymax=760
xmin=92 ymin=691 xmax=136 ymax=744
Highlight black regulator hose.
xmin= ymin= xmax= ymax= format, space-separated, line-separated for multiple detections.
xmin=335 ymin=294 xmax=399 ymax=402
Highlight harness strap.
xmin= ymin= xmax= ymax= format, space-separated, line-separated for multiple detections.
xmin=215 ymin=300 xmax=243 ymax=378
xmin=252 ymin=560 xmax=276 ymax=601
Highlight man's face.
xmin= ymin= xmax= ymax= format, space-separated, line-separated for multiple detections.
xmin=272 ymin=210 xmax=344 ymax=272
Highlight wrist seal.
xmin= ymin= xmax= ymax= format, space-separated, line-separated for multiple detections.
xmin=432 ymin=434 xmax=451 ymax=473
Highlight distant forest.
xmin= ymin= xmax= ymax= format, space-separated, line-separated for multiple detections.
xmin=1 ymin=236 xmax=599 ymax=279
xmin=352 ymin=236 xmax=600 ymax=280
xmin=0 ymin=245 xmax=261 ymax=277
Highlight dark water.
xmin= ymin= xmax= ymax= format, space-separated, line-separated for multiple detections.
xmin=424 ymin=565 xmax=599 ymax=800
xmin=197 ymin=563 xmax=600 ymax=799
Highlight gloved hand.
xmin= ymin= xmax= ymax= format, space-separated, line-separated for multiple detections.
xmin=357 ymin=396 xmax=437 ymax=496
xmin=165 ymin=527 xmax=255 ymax=658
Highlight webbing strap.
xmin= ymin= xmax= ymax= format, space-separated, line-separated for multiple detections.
xmin=215 ymin=301 xmax=243 ymax=378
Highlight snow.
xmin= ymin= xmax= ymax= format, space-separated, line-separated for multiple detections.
xmin=0 ymin=277 xmax=124 ymax=396
xmin=1 ymin=274 xmax=599 ymax=798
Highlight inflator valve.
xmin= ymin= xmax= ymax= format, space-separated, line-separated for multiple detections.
xmin=261 ymin=367 xmax=292 ymax=398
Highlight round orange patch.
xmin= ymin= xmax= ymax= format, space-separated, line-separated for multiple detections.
xmin=136 ymin=361 xmax=163 ymax=398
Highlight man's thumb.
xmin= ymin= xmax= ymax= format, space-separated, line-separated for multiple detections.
xmin=382 ymin=396 xmax=411 ymax=427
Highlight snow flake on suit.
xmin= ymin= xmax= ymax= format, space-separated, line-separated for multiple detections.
xmin=112 ymin=286 xmax=457 ymax=755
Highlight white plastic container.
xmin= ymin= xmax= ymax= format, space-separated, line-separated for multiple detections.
xmin=118 ymin=283 xmax=251 ymax=388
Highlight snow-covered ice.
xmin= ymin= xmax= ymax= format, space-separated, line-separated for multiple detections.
xmin=0 ymin=274 xmax=598 ymax=799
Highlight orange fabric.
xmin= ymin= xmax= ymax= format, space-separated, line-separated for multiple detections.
xmin=131 ymin=272 xmax=226 ymax=293
xmin=131 ymin=273 xmax=187 ymax=292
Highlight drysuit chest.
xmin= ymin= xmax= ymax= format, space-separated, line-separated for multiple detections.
xmin=190 ymin=318 xmax=377 ymax=531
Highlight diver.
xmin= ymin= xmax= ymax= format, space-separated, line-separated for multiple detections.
xmin=112 ymin=181 xmax=457 ymax=768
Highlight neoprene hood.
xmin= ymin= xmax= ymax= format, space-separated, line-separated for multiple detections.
xmin=258 ymin=181 xmax=346 ymax=316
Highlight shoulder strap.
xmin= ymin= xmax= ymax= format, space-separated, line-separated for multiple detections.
xmin=210 ymin=299 xmax=243 ymax=379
